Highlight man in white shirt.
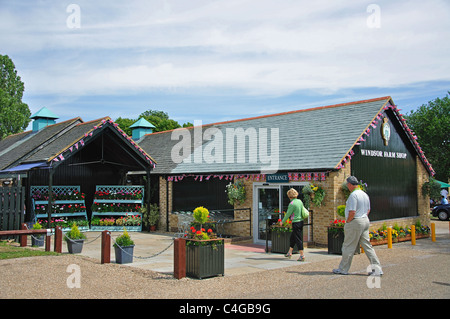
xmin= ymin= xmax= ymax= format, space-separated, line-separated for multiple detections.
xmin=333 ymin=176 xmax=382 ymax=276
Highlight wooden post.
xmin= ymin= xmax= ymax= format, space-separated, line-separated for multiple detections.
xmin=174 ymin=238 xmax=186 ymax=279
xmin=431 ymin=223 xmax=436 ymax=242
xmin=45 ymin=234 xmax=51 ymax=252
xmin=54 ymin=226 xmax=62 ymax=253
xmin=20 ymin=223 xmax=27 ymax=247
xmin=101 ymin=230 xmax=111 ymax=264
xmin=411 ymin=225 xmax=416 ymax=245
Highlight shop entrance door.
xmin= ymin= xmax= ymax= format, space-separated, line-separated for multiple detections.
xmin=253 ymin=184 xmax=308 ymax=245
xmin=254 ymin=186 xmax=279 ymax=244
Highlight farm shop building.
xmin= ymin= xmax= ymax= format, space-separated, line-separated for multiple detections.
xmin=137 ymin=96 xmax=434 ymax=246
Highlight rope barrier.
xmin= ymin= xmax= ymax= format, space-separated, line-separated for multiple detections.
xmin=111 ymin=235 xmax=175 ymax=260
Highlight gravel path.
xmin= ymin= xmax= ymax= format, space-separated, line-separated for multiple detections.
xmin=1 ymin=223 xmax=449 ymax=300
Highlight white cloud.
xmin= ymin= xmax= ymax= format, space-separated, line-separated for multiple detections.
xmin=2 ymin=0 xmax=449 ymax=101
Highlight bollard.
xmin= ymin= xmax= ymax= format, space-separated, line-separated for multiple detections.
xmin=20 ymin=223 xmax=27 ymax=247
xmin=411 ymin=225 xmax=416 ymax=245
xmin=101 ymin=230 xmax=111 ymax=264
xmin=45 ymin=234 xmax=51 ymax=252
xmin=54 ymin=226 xmax=62 ymax=253
xmin=431 ymin=223 xmax=436 ymax=242
xmin=174 ymin=238 xmax=186 ymax=279
xmin=387 ymin=227 xmax=392 ymax=249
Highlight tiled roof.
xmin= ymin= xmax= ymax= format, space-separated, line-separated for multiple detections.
xmin=139 ymin=97 xmax=397 ymax=174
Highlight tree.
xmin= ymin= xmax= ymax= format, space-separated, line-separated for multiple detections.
xmin=116 ymin=109 xmax=192 ymax=135
xmin=405 ymin=92 xmax=450 ymax=181
xmin=0 ymin=54 xmax=31 ymax=139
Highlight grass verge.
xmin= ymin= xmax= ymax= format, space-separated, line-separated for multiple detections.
xmin=0 ymin=240 xmax=59 ymax=260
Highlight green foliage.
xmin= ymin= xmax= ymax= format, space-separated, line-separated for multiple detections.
xmin=405 ymin=92 xmax=450 ymax=181
xmin=225 ymin=181 xmax=246 ymax=205
xmin=0 ymin=55 xmax=31 ymax=139
xmin=193 ymin=206 xmax=209 ymax=225
xmin=65 ymin=224 xmax=86 ymax=241
xmin=421 ymin=178 xmax=442 ymax=202
xmin=337 ymin=205 xmax=346 ymax=218
xmin=114 ymin=228 xmax=134 ymax=247
xmin=141 ymin=203 xmax=160 ymax=227
xmin=115 ymin=109 xmax=193 ymax=135
xmin=32 ymin=222 xmax=42 ymax=230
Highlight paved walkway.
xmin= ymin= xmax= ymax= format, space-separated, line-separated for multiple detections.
xmin=75 ymin=220 xmax=449 ymax=278
xmin=77 ymin=231 xmax=342 ymax=276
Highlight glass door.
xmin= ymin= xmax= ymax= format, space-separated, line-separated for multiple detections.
xmin=254 ymin=187 xmax=279 ymax=244
xmin=253 ymin=184 xmax=308 ymax=245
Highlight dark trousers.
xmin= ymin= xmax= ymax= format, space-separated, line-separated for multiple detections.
xmin=290 ymin=221 xmax=304 ymax=251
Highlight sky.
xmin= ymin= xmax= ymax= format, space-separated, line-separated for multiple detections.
xmin=1 ymin=0 xmax=449 ymax=129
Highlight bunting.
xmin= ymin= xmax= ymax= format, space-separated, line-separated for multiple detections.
xmin=51 ymin=119 xmax=157 ymax=169
xmin=335 ymin=103 xmax=435 ymax=176
xmin=167 ymin=171 xmax=328 ymax=182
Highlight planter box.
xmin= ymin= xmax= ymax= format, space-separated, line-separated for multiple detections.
xmin=271 ymin=230 xmax=298 ymax=254
xmin=114 ymin=245 xmax=135 ymax=264
xmin=66 ymin=239 xmax=84 ymax=254
xmin=328 ymin=227 xmax=344 ymax=254
xmin=186 ymin=239 xmax=224 ymax=279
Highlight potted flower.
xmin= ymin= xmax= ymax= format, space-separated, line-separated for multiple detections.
xmin=327 ymin=219 xmax=346 ymax=254
xmin=184 ymin=206 xmax=224 ymax=279
xmin=31 ymin=222 xmax=45 ymax=247
xmin=113 ymin=228 xmax=135 ymax=264
xmin=271 ymin=215 xmax=298 ymax=254
xmin=302 ymin=183 xmax=326 ymax=208
xmin=65 ymin=224 xmax=86 ymax=254
xmin=225 ymin=181 xmax=246 ymax=206
xmin=142 ymin=203 xmax=159 ymax=231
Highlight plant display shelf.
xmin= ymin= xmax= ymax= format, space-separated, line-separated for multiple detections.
xmin=31 ymin=185 xmax=89 ymax=231
xmin=91 ymin=185 xmax=144 ymax=231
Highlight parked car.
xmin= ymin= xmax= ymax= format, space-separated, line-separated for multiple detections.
xmin=432 ymin=203 xmax=450 ymax=221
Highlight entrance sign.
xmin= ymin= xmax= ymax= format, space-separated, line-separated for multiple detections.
xmin=266 ymin=173 xmax=289 ymax=183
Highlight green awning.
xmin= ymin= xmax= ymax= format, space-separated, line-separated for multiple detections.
xmin=436 ymin=180 xmax=450 ymax=188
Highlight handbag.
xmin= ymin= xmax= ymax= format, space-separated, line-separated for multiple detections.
xmin=301 ymin=204 xmax=309 ymax=221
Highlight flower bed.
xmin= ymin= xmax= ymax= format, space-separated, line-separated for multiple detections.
xmin=369 ymin=222 xmax=430 ymax=246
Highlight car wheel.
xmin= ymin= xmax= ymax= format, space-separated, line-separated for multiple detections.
xmin=437 ymin=210 xmax=449 ymax=221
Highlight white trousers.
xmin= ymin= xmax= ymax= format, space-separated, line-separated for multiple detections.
xmin=338 ymin=216 xmax=381 ymax=273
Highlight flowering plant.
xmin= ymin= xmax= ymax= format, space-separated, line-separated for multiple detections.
xmin=184 ymin=206 xmax=221 ymax=247
xmin=302 ymin=183 xmax=325 ymax=208
xmin=273 ymin=211 xmax=292 ymax=233
xmin=328 ymin=219 xmax=346 ymax=236
xmin=225 ymin=181 xmax=246 ymax=205
xmin=94 ymin=190 xmax=142 ymax=200
xmin=32 ymin=190 xmax=85 ymax=201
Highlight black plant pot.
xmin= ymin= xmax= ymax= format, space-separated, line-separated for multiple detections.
xmin=114 ymin=245 xmax=135 ymax=264
xmin=32 ymin=234 xmax=45 ymax=247
xmin=66 ymin=239 xmax=84 ymax=254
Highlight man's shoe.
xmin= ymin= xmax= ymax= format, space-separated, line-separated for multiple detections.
xmin=368 ymin=269 xmax=383 ymax=276
xmin=332 ymin=268 xmax=348 ymax=275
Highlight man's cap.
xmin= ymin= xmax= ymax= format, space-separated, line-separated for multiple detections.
xmin=346 ymin=176 xmax=359 ymax=185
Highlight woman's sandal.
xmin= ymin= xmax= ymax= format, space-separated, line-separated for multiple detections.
xmin=297 ymin=255 xmax=306 ymax=262
xmin=285 ymin=253 xmax=292 ymax=259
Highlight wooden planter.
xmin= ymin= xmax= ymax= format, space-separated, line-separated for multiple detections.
xmin=186 ymin=239 xmax=224 ymax=279
xmin=271 ymin=230 xmax=298 ymax=254
xmin=327 ymin=227 xmax=344 ymax=255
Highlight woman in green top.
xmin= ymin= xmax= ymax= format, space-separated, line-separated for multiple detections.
xmin=279 ymin=188 xmax=305 ymax=261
